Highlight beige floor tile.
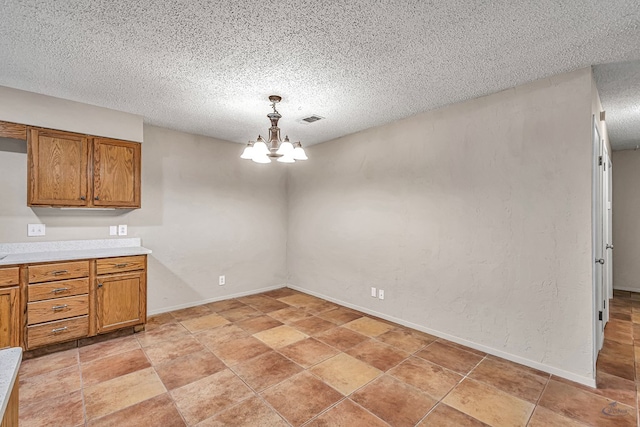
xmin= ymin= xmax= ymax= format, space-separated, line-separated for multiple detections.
xmin=144 ymin=312 xmax=176 ymax=331
xmin=253 ymin=325 xmax=308 ymax=348
xmin=19 ymin=365 xmax=82 ymax=406
xmin=388 ymin=356 xmax=462 ymax=400
xmin=197 ymin=395 xmax=288 ymax=427
xmin=81 ymin=348 xmax=150 ymax=386
xmin=212 ymin=335 xmax=272 ymax=365
xmin=218 ymin=305 xmax=262 ymax=322
xmin=310 ymin=353 xmax=381 ymax=395
xmin=19 ymin=390 xmax=84 ymax=427
xmin=84 ymin=367 xmax=166 ymax=420
xmin=468 ymin=357 xmax=548 ymax=403
xmin=277 ymin=293 xmax=323 ymax=307
xmin=278 ymin=337 xmax=339 ymax=368
xmin=376 ymin=327 xmax=437 ymax=353
xmin=195 ymin=324 xmax=249 ymax=349
xmin=527 ymin=406 xmax=587 ymax=427
xmin=135 ymin=321 xmax=190 ymax=348
xmin=233 ymin=351 xmax=303 ymax=391
xmin=306 ymin=399 xmax=389 ymax=427
xmin=318 ymin=307 xmax=364 ymax=325
xmin=155 ymin=349 xmax=226 ymax=390
xmin=180 ymin=313 xmax=230 ymax=333
xmin=346 ymin=340 xmax=409 ymax=371
xmin=342 ymin=317 xmax=395 ymax=337
xmin=171 ymin=369 xmax=253 ymax=425
xmin=170 ymin=304 xmax=212 ymax=321
xmin=19 ymin=348 xmax=79 ymax=378
xmin=352 ymin=375 xmax=437 ymax=427
xmin=443 ymin=378 xmax=534 ymax=427
xmin=316 ymin=326 xmax=371 ymax=351
xmin=88 ymin=393 xmax=185 ymax=427
xmin=261 ymin=371 xmax=343 ymax=427
xmin=142 ymin=333 xmax=206 ymax=365
xmin=203 ymin=298 xmax=246 ymax=312
xmin=292 ymin=316 xmax=336 ymax=335
xmin=79 ymin=335 xmax=141 ymax=363
xmin=416 ymin=341 xmax=484 ymax=375
xmin=268 ymin=306 xmax=314 ymax=324
xmin=235 ymin=315 xmax=283 ymax=334
xmin=418 ymin=403 xmax=489 ymax=426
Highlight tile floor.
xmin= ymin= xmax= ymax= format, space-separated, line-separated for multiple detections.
xmin=17 ymin=288 xmax=640 ymax=426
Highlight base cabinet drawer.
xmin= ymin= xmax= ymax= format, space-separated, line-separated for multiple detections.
xmin=27 ymin=316 xmax=89 ymax=349
xmin=0 ymin=267 xmax=19 ymax=287
xmin=28 ymin=294 xmax=89 ymax=325
xmin=28 ymin=261 xmax=90 ymax=283
xmin=28 ymin=278 xmax=89 ymax=302
xmin=96 ymin=256 xmax=145 ymax=275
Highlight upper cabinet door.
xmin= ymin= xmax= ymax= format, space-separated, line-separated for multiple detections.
xmin=28 ymin=128 xmax=89 ymax=206
xmin=92 ymin=138 xmax=141 ymax=208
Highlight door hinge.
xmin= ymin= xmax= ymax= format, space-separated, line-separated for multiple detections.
xmin=599 ymin=311 xmax=603 ymax=321
xmin=604 ymin=300 xmax=606 ymax=309
xmin=599 ymin=156 xmax=603 ymax=166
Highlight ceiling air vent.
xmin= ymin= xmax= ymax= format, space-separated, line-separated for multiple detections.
xmin=301 ymin=114 xmax=324 ymax=123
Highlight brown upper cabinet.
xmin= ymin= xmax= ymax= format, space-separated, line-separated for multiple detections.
xmin=26 ymin=127 xmax=141 ymax=208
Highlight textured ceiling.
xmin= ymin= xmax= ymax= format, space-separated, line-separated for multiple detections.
xmin=0 ymin=1 xmax=639 ymax=147
xmin=594 ymin=60 xmax=640 ymax=150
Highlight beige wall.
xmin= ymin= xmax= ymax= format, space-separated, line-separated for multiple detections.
xmin=0 ymin=86 xmax=143 ymax=142
xmin=287 ymin=68 xmax=595 ymax=383
xmin=0 ymin=125 xmax=288 ymax=313
xmin=612 ymin=149 xmax=640 ymax=292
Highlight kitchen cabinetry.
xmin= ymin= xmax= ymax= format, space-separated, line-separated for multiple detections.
xmin=26 ymin=261 xmax=90 ymax=349
xmin=0 ymin=268 xmax=20 ymax=350
xmin=96 ymin=256 xmax=147 ymax=333
xmin=27 ymin=127 xmax=141 ymax=208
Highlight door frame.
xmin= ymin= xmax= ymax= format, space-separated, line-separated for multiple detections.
xmin=592 ymin=115 xmax=606 ymax=368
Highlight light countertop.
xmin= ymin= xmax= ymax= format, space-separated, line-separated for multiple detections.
xmin=0 ymin=238 xmax=152 ymax=266
xmin=0 ymin=348 xmax=21 ymax=421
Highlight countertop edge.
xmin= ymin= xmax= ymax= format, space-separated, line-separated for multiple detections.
xmin=0 ymin=348 xmax=22 ymax=421
xmin=0 ymin=246 xmax=152 ymax=266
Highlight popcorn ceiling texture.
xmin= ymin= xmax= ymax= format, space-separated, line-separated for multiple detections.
xmin=0 ymin=1 xmax=638 ymax=146
xmin=594 ymin=61 xmax=640 ymax=151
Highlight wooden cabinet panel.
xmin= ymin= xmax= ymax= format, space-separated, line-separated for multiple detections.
xmin=0 ymin=267 xmax=19 ymax=287
xmin=96 ymin=256 xmax=145 ymax=275
xmin=28 ymin=278 xmax=89 ymax=302
xmin=0 ymin=287 xmax=20 ymax=350
xmin=28 ymin=128 xmax=89 ymax=206
xmin=0 ymin=375 xmax=18 ymax=427
xmin=96 ymin=271 xmax=145 ymax=333
xmin=93 ymin=138 xmax=141 ymax=208
xmin=27 ymin=294 xmax=89 ymax=325
xmin=0 ymin=120 xmax=26 ymax=140
xmin=28 ymin=261 xmax=90 ymax=284
xmin=27 ymin=316 xmax=89 ymax=349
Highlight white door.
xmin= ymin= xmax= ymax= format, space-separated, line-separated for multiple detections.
xmin=593 ymin=117 xmax=605 ymax=352
xmin=605 ymin=148 xmax=613 ymax=302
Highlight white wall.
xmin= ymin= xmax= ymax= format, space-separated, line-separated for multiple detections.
xmin=0 ymin=86 xmax=143 ymax=142
xmin=287 ymin=68 xmax=595 ymax=384
xmin=612 ymin=149 xmax=640 ymax=292
xmin=0 ymin=124 xmax=288 ymax=313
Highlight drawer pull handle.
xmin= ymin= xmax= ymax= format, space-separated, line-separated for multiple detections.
xmin=52 ymin=304 xmax=68 ymax=311
xmin=115 ymin=263 xmax=129 ymax=268
xmin=51 ymin=287 xmax=70 ymax=293
xmin=52 ymin=270 xmax=69 ymax=276
xmin=52 ymin=327 xmax=68 ymax=334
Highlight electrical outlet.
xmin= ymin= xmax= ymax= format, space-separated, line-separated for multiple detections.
xmin=378 ymin=289 xmax=385 ymax=300
xmin=219 ymin=275 xmax=225 ymax=286
xmin=109 ymin=226 xmax=118 ymax=236
xmin=118 ymin=225 xmax=127 ymax=236
xmin=371 ymin=287 xmax=377 ymax=297
xmin=27 ymin=224 xmax=45 ymax=237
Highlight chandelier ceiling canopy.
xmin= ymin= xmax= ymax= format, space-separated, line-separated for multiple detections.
xmin=241 ymin=95 xmax=308 ymax=164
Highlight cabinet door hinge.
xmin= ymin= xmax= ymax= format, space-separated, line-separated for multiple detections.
xmin=599 ymin=156 xmax=603 ymax=166
xmin=599 ymin=311 xmax=603 ymax=321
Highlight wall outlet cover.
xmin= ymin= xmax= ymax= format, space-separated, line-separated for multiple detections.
xmin=371 ymin=287 xmax=377 ymax=297
xmin=109 ymin=226 xmax=118 ymax=236
xmin=118 ymin=225 xmax=128 ymax=236
xmin=27 ymin=224 xmax=45 ymax=237
xmin=378 ymin=289 xmax=385 ymax=300
xmin=219 ymin=275 xmax=226 ymax=286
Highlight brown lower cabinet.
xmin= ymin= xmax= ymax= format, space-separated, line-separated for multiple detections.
xmin=1 ymin=255 xmax=147 ymax=351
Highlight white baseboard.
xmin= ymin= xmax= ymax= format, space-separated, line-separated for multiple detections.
xmin=147 ymin=284 xmax=286 ymax=316
xmin=287 ymin=284 xmax=596 ymax=388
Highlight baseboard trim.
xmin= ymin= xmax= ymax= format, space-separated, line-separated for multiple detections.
xmin=613 ymin=286 xmax=640 ymax=294
xmin=287 ymin=284 xmax=596 ymax=388
xmin=147 ymin=284 xmax=286 ymax=316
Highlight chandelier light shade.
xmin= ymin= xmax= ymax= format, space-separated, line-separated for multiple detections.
xmin=241 ymin=95 xmax=308 ymax=164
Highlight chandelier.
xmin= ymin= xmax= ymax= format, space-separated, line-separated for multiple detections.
xmin=240 ymin=95 xmax=308 ymax=163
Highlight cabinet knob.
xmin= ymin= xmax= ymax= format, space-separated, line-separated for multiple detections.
xmin=98 ymin=283 xmax=103 ymax=288
xmin=94 ymin=196 xmax=100 ymax=201
xmin=80 ymin=196 xmax=86 ymax=200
